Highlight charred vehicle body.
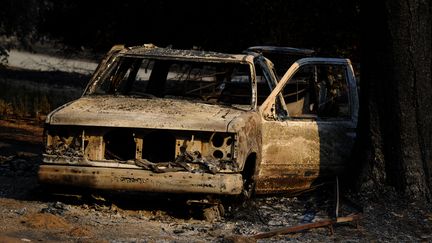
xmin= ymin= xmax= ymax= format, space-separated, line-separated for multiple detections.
xmin=38 ymin=44 xmax=358 ymax=197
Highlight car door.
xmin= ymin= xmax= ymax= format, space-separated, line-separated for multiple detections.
xmin=255 ymin=58 xmax=358 ymax=194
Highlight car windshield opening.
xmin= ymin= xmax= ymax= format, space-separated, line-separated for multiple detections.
xmin=87 ymin=57 xmax=253 ymax=109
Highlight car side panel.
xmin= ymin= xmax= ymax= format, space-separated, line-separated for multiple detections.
xmin=255 ymin=119 xmax=320 ymax=194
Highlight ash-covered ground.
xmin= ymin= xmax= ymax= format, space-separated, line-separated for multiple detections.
xmin=0 ymin=118 xmax=431 ymax=243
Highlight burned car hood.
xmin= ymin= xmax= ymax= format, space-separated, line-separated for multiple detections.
xmin=47 ymin=96 xmax=248 ymax=132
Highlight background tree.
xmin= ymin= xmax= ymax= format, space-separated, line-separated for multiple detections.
xmin=0 ymin=0 xmax=359 ymax=60
xmin=359 ymin=0 xmax=431 ymax=200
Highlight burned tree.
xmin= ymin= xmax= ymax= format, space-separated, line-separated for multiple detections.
xmin=359 ymin=0 xmax=432 ymax=200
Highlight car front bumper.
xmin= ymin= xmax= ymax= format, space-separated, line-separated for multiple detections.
xmin=38 ymin=164 xmax=244 ymax=195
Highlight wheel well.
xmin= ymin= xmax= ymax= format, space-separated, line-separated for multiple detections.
xmin=242 ymin=153 xmax=257 ymax=181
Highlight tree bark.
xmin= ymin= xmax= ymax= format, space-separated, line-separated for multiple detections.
xmin=360 ymin=0 xmax=432 ymax=200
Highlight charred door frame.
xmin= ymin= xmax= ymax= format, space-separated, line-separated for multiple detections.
xmin=256 ymin=58 xmax=358 ymax=194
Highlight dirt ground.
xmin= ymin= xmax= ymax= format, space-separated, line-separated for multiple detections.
xmin=0 ymin=118 xmax=431 ymax=242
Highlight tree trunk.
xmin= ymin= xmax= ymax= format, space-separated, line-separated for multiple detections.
xmin=359 ymin=0 xmax=432 ymax=200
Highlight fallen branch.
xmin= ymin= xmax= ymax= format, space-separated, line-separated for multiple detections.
xmin=251 ymin=213 xmax=362 ymax=240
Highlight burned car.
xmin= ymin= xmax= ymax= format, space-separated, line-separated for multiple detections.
xmin=38 ymin=44 xmax=358 ymax=198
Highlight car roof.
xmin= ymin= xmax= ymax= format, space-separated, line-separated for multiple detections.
xmin=246 ymin=46 xmax=315 ymax=56
xmin=118 ymin=44 xmax=251 ymax=63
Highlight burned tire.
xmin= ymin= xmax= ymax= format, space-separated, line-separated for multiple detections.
xmin=242 ymin=178 xmax=256 ymax=199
